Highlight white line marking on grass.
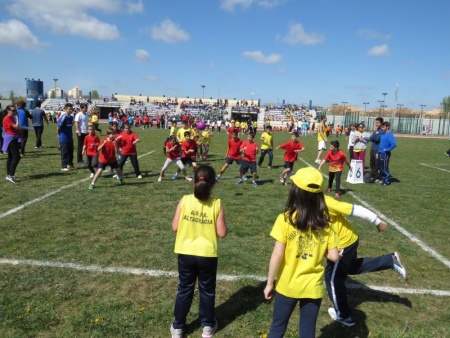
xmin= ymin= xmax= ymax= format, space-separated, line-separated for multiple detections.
xmin=0 ymin=150 xmax=155 ymax=220
xmin=1 ymin=258 xmax=449 ymax=296
xmin=299 ymin=159 xmax=450 ymax=269
xmin=419 ymin=163 xmax=450 ymax=173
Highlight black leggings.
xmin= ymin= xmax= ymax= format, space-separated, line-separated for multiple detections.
xmin=328 ymin=171 xmax=342 ymax=193
xmin=6 ymin=139 xmax=21 ymax=176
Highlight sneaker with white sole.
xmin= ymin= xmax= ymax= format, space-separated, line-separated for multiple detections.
xmin=236 ymin=179 xmax=243 ymax=184
xmin=158 ymin=176 xmax=162 ymax=182
xmin=252 ymin=181 xmax=258 ymax=186
xmin=279 ymin=174 xmax=284 ymax=183
xmin=315 ymin=159 xmax=322 ymax=164
xmin=215 ymin=175 xmax=221 ymax=181
xmin=327 ymin=307 xmax=355 ymax=327
xmin=170 ymin=324 xmax=183 ymax=338
xmin=137 ymin=175 xmax=142 ymax=179
xmin=172 ymin=173 xmax=178 ymax=180
xmin=89 ymin=173 xmax=94 ymax=178
xmin=185 ymin=177 xmax=192 ymax=182
xmin=112 ymin=174 xmax=119 ymax=179
xmin=6 ymin=175 xmax=18 ymax=184
xmin=392 ymin=252 xmax=407 ymax=280
xmin=202 ymin=320 xmax=218 ymax=338
xmin=242 ymin=175 xmax=248 ymax=181
xmin=88 ymin=184 xmax=95 ymax=190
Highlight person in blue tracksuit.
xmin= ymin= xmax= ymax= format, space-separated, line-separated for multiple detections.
xmin=377 ymin=122 xmax=397 ymax=186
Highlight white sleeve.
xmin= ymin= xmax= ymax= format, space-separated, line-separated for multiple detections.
xmin=352 ymin=205 xmax=381 ymax=225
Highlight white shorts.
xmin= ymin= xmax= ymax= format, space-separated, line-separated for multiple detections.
xmin=318 ymin=140 xmax=326 ymax=151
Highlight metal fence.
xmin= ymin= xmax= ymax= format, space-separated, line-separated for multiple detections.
xmin=328 ymin=112 xmax=450 ymax=136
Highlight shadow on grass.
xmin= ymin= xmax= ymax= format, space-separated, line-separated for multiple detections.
xmin=27 ymin=172 xmax=79 ymax=179
xmin=183 ymin=282 xmax=267 ymax=335
xmin=319 ymin=278 xmax=412 ymax=338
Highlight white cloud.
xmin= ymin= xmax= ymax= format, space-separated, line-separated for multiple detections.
xmin=368 ymin=44 xmax=390 ymax=56
xmin=0 ymin=19 xmax=45 ymax=50
xmin=127 ymin=0 xmax=144 ymax=14
xmin=243 ymin=50 xmax=282 ymax=64
xmin=220 ymin=0 xmax=285 ymax=11
xmin=7 ymin=0 xmax=121 ymax=40
xmin=220 ymin=0 xmax=254 ymax=11
xmin=145 ymin=75 xmax=158 ymax=81
xmin=358 ymin=29 xmax=391 ymax=41
xmin=282 ymin=23 xmax=324 ymax=45
xmin=151 ymin=19 xmax=190 ymax=43
xmin=135 ymin=49 xmax=149 ymax=62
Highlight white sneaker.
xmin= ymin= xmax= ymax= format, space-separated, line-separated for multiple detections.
xmin=158 ymin=176 xmax=162 ymax=182
xmin=170 ymin=324 xmax=183 ymax=338
xmin=137 ymin=175 xmax=142 ymax=179
xmin=202 ymin=320 xmax=218 ymax=338
xmin=315 ymin=159 xmax=322 ymax=164
xmin=89 ymin=173 xmax=94 ymax=178
xmin=392 ymin=252 xmax=407 ymax=280
xmin=113 ymin=174 xmax=119 ymax=179
xmin=185 ymin=177 xmax=192 ymax=182
xmin=327 ymin=307 xmax=355 ymax=327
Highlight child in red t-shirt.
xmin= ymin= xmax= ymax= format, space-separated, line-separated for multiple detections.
xmin=216 ymin=130 xmax=242 ymax=180
xmin=181 ymin=131 xmax=197 ymax=173
xmin=82 ymin=126 xmax=100 ymax=178
xmin=237 ymin=133 xmax=259 ymax=186
xmin=318 ymin=140 xmax=351 ymax=198
xmin=276 ymin=132 xmax=305 ymax=185
xmin=158 ymin=136 xmax=192 ymax=182
xmin=89 ymin=128 xmax=123 ymax=189
xmin=117 ymin=123 xmax=142 ymax=178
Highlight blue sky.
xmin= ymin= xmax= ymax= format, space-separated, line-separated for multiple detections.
xmin=0 ymin=0 xmax=449 ymax=111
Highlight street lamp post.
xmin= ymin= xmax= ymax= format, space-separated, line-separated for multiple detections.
xmin=363 ymin=102 xmax=369 ymax=115
xmin=382 ymin=92 xmax=387 ymax=115
xmin=201 ymin=85 xmax=205 ymax=99
xmin=53 ymin=78 xmax=58 ymax=98
xmin=341 ymin=101 xmax=348 ymax=115
xmin=378 ymin=100 xmax=384 ymax=114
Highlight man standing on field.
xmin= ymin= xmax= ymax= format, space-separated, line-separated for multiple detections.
xmin=315 ymin=115 xmax=328 ymax=164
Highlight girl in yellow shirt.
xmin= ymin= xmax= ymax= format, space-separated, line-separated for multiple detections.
xmin=264 ymin=167 xmax=339 ymax=338
xmin=171 ymin=165 xmax=228 ymax=338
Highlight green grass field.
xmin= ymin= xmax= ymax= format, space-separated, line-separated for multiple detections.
xmin=0 ymin=124 xmax=449 ymax=337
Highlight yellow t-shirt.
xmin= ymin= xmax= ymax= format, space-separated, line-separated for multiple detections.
xmin=260 ymin=132 xmax=273 ymax=150
xmin=174 ymin=194 xmax=222 ymax=258
xmin=235 ymin=121 xmax=241 ymax=128
xmin=202 ymin=131 xmax=212 ymax=145
xmin=270 ymin=213 xmax=338 ymax=299
xmin=170 ymin=126 xmax=176 ymax=136
xmin=324 ymin=195 xmax=358 ymax=249
xmin=317 ymin=122 xmax=325 ymax=141
xmin=176 ymin=127 xmax=192 ymax=143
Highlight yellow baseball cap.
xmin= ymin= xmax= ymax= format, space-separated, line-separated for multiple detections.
xmin=290 ymin=167 xmax=323 ymax=193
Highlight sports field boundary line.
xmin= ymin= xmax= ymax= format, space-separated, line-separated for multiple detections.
xmin=419 ymin=162 xmax=450 ymax=173
xmin=0 ymin=150 xmax=155 ymax=220
xmin=299 ymin=158 xmax=450 ymax=269
xmin=1 ymin=257 xmax=449 ymax=297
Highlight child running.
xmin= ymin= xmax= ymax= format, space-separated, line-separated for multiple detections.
xmin=264 ymin=167 xmax=339 ymax=338
xmin=158 ymin=136 xmax=192 ymax=182
xmin=324 ymin=195 xmax=407 ymax=327
xmin=216 ymin=130 xmax=242 ymax=181
xmin=317 ymin=140 xmax=351 ymax=198
xmin=82 ymin=125 xmax=100 ymax=178
xmin=276 ymin=132 xmax=305 ymax=185
xmin=118 ymin=123 xmax=142 ymax=179
xmin=201 ymin=124 xmax=213 ymax=161
xmin=237 ymin=133 xmax=259 ymax=186
xmin=180 ymin=131 xmax=198 ymax=175
xmin=89 ymin=128 xmax=123 ymax=189
xmin=170 ymin=165 xmax=228 ymax=338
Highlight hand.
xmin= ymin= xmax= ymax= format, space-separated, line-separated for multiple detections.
xmin=264 ymin=284 xmax=274 ymax=300
xmin=377 ymin=221 xmax=388 ymax=232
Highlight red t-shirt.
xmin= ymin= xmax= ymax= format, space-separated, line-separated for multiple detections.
xmin=181 ymin=139 xmax=197 ymax=159
xmin=166 ymin=141 xmax=181 ymax=160
xmin=84 ymin=134 xmax=100 ymax=156
xmin=227 ymin=138 xmax=243 ymax=159
xmin=324 ymin=150 xmax=347 ymax=172
xmin=227 ymin=126 xmax=239 ymax=138
xmin=113 ymin=130 xmax=122 ymax=140
xmin=240 ymin=141 xmax=258 ymax=162
xmin=119 ymin=132 xmax=138 ymax=155
xmin=2 ymin=115 xmax=19 ymax=135
xmin=99 ymin=138 xmax=117 ymax=163
xmin=280 ymin=140 xmax=304 ymax=162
